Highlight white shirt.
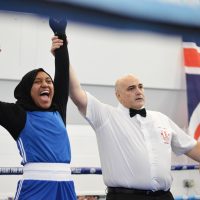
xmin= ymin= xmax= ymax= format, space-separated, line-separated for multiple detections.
xmin=85 ymin=92 xmax=197 ymax=191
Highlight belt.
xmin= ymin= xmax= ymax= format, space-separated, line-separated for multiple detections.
xmin=23 ymin=162 xmax=72 ymax=181
xmin=107 ymin=187 xmax=170 ymax=196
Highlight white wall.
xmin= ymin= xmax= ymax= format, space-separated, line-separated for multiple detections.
xmin=0 ymin=11 xmax=185 ymax=90
xmin=0 ymin=12 xmax=54 ymax=81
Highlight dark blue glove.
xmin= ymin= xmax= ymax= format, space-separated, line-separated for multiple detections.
xmin=49 ymin=16 xmax=67 ymax=35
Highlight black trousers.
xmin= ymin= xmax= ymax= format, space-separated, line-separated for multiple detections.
xmin=106 ymin=188 xmax=175 ymax=200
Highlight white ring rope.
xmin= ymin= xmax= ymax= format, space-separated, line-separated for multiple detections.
xmin=0 ymin=165 xmax=199 ymax=175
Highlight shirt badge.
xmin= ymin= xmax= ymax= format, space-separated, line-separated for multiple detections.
xmin=159 ymin=127 xmax=170 ymax=144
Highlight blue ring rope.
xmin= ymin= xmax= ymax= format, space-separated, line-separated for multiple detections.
xmin=175 ymin=196 xmax=200 ymax=200
xmin=0 ymin=165 xmax=199 ymax=175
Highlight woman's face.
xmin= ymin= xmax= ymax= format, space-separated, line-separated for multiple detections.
xmin=31 ymin=71 xmax=54 ymax=109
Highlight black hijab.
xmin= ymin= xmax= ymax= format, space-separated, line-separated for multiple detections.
xmin=14 ymin=68 xmax=56 ymax=111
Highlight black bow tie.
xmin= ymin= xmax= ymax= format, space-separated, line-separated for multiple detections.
xmin=129 ymin=108 xmax=146 ymax=117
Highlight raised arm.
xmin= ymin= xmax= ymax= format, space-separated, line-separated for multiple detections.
xmin=69 ymin=65 xmax=87 ymax=115
xmin=49 ymin=17 xmax=69 ymax=124
xmin=51 ymin=36 xmax=87 ymax=116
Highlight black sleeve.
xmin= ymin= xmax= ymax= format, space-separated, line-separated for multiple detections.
xmin=53 ymin=34 xmax=69 ymax=125
xmin=0 ymin=101 xmax=26 ymax=140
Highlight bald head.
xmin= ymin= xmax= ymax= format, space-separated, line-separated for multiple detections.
xmin=115 ymin=74 xmax=139 ymax=92
xmin=115 ymin=74 xmax=145 ymax=109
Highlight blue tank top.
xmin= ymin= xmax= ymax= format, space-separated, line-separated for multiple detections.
xmin=17 ymin=111 xmax=71 ymax=165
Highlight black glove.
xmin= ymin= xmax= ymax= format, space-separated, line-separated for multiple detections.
xmin=49 ymin=16 xmax=67 ymax=35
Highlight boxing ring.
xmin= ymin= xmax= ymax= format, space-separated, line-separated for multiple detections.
xmin=1 ymin=1 xmax=200 ymax=200
xmin=0 ymin=165 xmax=200 ymax=200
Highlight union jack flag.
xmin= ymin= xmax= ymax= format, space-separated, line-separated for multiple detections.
xmin=183 ymin=38 xmax=200 ymax=141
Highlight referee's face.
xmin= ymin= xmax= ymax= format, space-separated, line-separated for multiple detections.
xmin=115 ymin=74 xmax=145 ymax=109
